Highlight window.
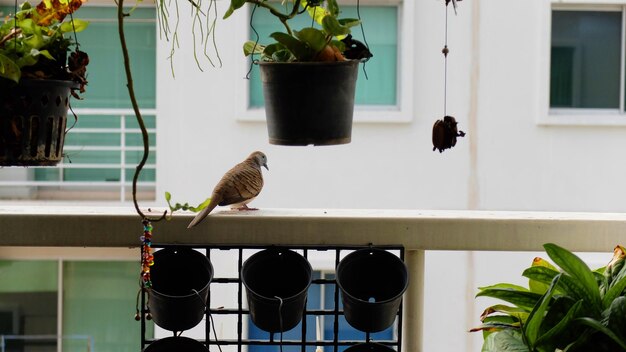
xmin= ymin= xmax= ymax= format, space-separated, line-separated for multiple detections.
xmin=550 ymin=9 xmax=622 ymax=110
xmin=239 ymin=0 xmax=414 ymax=123
xmin=0 ymin=259 xmax=154 ymax=351
xmin=248 ymin=271 xmax=395 ymax=352
xmin=0 ymin=5 xmax=157 ymax=201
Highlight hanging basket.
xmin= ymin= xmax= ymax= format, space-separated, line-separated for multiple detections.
xmin=143 ymin=336 xmax=209 ymax=352
xmin=259 ymin=60 xmax=359 ymax=146
xmin=148 ymin=247 xmax=214 ymax=332
xmin=336 ymin=248 xmax=409 ymax=333
xmin=0 ymin=79 xmax=76 ymax=166
xmin=242 ymin=248 xmax=312 ymax=332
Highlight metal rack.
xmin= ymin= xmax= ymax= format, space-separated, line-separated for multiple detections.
xmin=140 ymin=244 xmax=405 ymax=352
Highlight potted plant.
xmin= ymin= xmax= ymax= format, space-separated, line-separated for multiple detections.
xmin=225 ymin=0 xmax=372 ymax=146
xmin=0 ymin=0 xmax=88 ymax=166
xmin=472 ymin=243 xmax=626 ymax=351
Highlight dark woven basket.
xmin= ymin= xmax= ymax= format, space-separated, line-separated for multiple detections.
xmin=0 ymin=79 xmax=75 ymax=166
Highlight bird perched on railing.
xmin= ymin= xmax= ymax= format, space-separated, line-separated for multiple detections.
xmin=187 ymin=151 xmax=268 ymax=228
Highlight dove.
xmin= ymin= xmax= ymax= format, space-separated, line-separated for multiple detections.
xmin=187 ymin=151 xmax=268 ymax=228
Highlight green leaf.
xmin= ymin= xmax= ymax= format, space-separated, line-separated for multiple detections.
xmin=576 ymin=317 xmax=626 ymax=350
xmin=321 ymin=15 xmax=351 ymax=37
xmin=544 ymin=243 xmax=601 ymax=313
xmin=165 ymin=192 xmax=171 ymax=202
xmin=476 ymin=288 xmax=543 ymax=310
xmin=271 ymin=49 xmax=293 ymax=62
xmin=326 ymin=0 xmax=339 ymax=16
xmin=305 ymin=1 xmax=328 ymax=25
xmin=270 ymin=32 xmax=312 ymax=61
xmin=294 ymin=28 xmax=327 ymax=53
xmin=0 ymin=53 xmax=21 ymax=82
xmin=527 ymin=257 xmax=558 ymax=294
xmin=525 ymin=274 xmax=561 ymax=347
xmin=243 ymin=41 xmax=265 ymax=57
xmin=480 ymin=304 xmax=530 ymax=322
xmin=603 ymin=275 xmax=626 ymax=309
xmin=482 ymin=330 xmax=529 ymax=352
xmin=224 ymin=0 xmax=245 ymax=19
xmin=338 ymin=18 xmax=361 ymax=28
xmin=534 ymin=299 xmax=583 ymax=349
xmin=223 ymin=5 xmax=235 ymax=19
xmin=190 ymin=197 xmax=212 ymax=212
xmin=60 ymin=19 xmax=88 ymax=33
xmin=523 ymin=266 xmax=560 ymax=294
xmin=37 ymin=49 xmax=54 ymax=60
xmin=605 ymin=296 xmax=626 ymax=342
xmin=478 ymin=283 xmax=530 ymax=292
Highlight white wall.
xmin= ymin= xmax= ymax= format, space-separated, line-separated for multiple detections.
xmin=155 ymin=0 xmax=626 ymax=350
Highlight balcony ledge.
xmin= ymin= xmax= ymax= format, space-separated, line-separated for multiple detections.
xmin=1 ymin=206 xmax=626 ymax=251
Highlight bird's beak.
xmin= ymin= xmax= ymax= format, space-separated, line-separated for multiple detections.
xmin=263 ymin=163 xmax=269 ymax=171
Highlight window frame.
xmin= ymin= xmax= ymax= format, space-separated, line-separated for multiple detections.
xmin=541 ymin=2 xmax=626 ymax=126
xmin=235 ymin=0 xmax=415 ymax=124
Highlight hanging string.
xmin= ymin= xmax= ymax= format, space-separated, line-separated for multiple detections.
xmin=246 ymin=3 xmax=260 ymax=79
xmin=275 ymin=296 xmax=284 ymax=352
xmin=442 ymin=2 xmax=449 ymax=117
xmin=355 ymin=0 xmax=370 ymax=79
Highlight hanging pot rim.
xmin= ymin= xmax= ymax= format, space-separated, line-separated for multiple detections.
xmin=242 ymin=248 xmax=313 ymax=302
xmin=257 ymin=59 xmax=360 ymax=67
xmin=336 ymin=248 xmax=409 ymax=305
xmin=0 ymin=77 xmax=80 ymax=89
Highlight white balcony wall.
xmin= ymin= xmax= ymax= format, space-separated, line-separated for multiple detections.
xmin=154 ymin=0 xmax=626 ymax=350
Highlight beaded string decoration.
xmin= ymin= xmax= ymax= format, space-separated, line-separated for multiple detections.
xmin=141 ymin=219 xmax=154 ymax=288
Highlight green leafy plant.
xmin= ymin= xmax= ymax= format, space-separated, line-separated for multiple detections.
xmin=0 ymin=0 xmax=89 ymax=92
xmin=226 ymin=0 xmax=371 ymax=62
xmin=472 ymin=243 xmax=626 ymax=352
xmin=164 ymin=192 xmax=210 ymax=215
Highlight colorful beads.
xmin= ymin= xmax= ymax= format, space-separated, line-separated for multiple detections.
xmin=141 ymin=219 xmax=154 ymax=288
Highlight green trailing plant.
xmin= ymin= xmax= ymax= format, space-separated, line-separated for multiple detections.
xmin=164 ymin=191 xmax=210 ymax=215
xmin=472 ymin=243 xmax=626 ymax=352
xmin=226 ymin=0 xmax=372 ymax=62
xmin=0 ymin=0 xmax=89 ymax=94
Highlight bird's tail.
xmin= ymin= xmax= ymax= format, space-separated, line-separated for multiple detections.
xmin=187 ymin=200 xmax=218 ymax=228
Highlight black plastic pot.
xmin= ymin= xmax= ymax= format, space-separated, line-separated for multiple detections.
xmin=344 ymin=342 xmax=396 ymax=352
xmin=336 ymin=248 xmax=409 ymax=333
xmin=242 ymin=248 xmax=312 ymax=332
xmin=149 ymin=248 xmax=213 ymax=332
xmin=259 ymin=60 xmax=359 ymax=146
xmin=0 ymin=79 xmax=75 ymax=166
xmin=143 ymin=336 xmax=209 ymax=352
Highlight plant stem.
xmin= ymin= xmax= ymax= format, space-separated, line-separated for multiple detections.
xmin=246 ymin=0 xmax=301 ymax=35
xmin=117 ymin=0 xmax=166 ymax=221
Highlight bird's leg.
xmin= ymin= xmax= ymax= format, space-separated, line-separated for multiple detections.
xmin=233 ymin=204 xmax=259 ymax=211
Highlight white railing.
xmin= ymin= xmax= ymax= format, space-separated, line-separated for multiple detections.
xmin=2 ymin=207 xmax=626 ymax=351
xmin=0 ymin=108 xmax=157 ymax=202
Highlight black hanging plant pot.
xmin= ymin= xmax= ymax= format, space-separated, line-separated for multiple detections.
xmin=148 ymin=247 xmax=214 ymax=332
xmin=241 ymin=248 xmax=312 ymax=332
xmin=259 ymin=60 xmax=359 ymax=146
xmin=336 ymin=248 xmax=409 ymax=333
xmin=0 ymin=79 xmax=76 ymax=166
xmin=143 ymin=336 xmax=209 ymax=352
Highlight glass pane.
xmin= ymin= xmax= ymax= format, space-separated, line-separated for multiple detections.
xmin=0 ymin=260 xmax=59 ymax=352
xmin=550 ymin=10 xmax=621 ymax=108
xmin=63 ymin=261 xmax=154 ymax=352
xmin=70 ymin=7 xmax=157 ymax=109
xmin=248 ymin=6 xmax=398 ymax=108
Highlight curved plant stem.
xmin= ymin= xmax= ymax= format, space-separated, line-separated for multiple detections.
xmin=247 ymin=0 xmax=301 ymax=35
xmin=117 ymin=0 xmax=166 ymax=221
